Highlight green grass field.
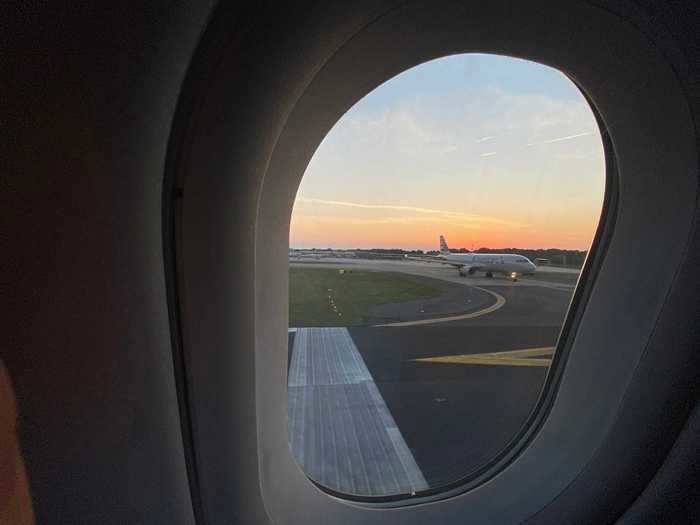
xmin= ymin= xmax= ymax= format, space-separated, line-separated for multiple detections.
xmin=289 ymin=267 xmax=442 ymax=327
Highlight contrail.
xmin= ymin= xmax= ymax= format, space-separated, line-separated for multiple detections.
xmin=296 ymin=198 xmax=525 ymax=228
xmin=528 ymin=131 xmax=593 ymax=146
xmin=297 ymin=198 xmax=449 ymax=215
xmin=480 ymin=151 xmax=497 ymax=157
xmin=475 ymin=136 xmax=495 ymax=143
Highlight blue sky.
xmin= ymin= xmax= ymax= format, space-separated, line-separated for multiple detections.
xmin=357 ymin=54 xmax=583 ymax=111
xmin=291 ymin=54 xmax=605 ymax=251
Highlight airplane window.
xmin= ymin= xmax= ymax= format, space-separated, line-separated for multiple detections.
xmin=288 ymin=54 xmax=605 ymax=499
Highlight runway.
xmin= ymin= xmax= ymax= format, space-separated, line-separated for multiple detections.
xmin=288 ymin=257 xmax=576 ymax=497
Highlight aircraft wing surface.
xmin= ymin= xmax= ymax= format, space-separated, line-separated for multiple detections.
xmin=404 ymin=255 xmax=483 ymax=271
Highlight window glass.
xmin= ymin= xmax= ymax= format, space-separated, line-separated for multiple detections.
xmin=288 ymin=54 xmax=605 ymax=498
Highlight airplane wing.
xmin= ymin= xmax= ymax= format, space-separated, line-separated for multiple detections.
xmin=404 ymin=254 xmax=443 ymax=261
xmin=404 ymin=255 xmax=484 ymax=272
xmin=403 ymin=254 xmax=452 ymax=264
xmin=446 ymin=262 xmax=484 ymax=272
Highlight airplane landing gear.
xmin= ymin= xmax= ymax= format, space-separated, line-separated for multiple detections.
xmin=485 ymin=271 xmax=493 ymax=278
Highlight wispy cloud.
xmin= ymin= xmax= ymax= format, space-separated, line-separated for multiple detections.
xmin=480 ymin=151 xmax=497 ymax=157
xmin=294 ymin=215 xmax=462 ymax=227
xmin=476 ymin=135 xmax=495 ymax=143
xmin=298 ymin=198 xmax=450 ymax=215
xmin=296 ymin=197 xmax=525 ymax=228
xmin=527 ymin=131 xmax=593 ymax=146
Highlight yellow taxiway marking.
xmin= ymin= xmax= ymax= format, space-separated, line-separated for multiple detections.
xmin=376 ymin=286 xmax=506 ymax=327
xmin=413 ymin=346 xmax=555 ymax=368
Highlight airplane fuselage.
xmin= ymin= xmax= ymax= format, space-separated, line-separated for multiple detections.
xmin=443 ymin=252 xmax=537 ymax=279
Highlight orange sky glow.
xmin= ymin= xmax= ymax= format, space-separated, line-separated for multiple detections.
xmin=290 ymin=206 xmax=601 ymax=251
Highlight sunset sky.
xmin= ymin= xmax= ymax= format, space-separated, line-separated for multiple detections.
xmin=290 ymin=54 xmax=605 ymax=251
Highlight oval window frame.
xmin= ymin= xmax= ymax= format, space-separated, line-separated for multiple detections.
xmin=167 ymin=1 xmax=699 ymax=523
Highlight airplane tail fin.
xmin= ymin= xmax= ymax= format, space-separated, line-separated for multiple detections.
xmin=439 ymin=235 xmax=450 ymax=255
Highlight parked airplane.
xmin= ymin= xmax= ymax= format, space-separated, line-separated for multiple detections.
xmin=421 ymin=235 xmax=537 ymax=281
